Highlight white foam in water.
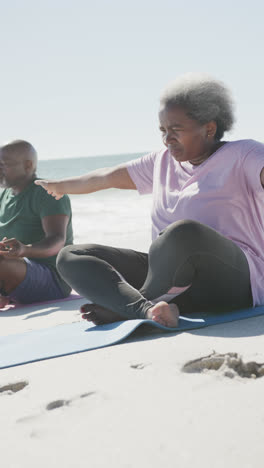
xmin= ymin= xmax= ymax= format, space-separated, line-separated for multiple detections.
xmin=38 ymin=153 xmax=153 ymax=252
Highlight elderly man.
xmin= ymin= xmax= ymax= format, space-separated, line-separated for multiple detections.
xmin=0 ymin=140 xmax=73 ymax=308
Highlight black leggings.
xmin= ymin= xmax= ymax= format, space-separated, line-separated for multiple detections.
xmin=57 ymin=220 xmax=253 ymax=319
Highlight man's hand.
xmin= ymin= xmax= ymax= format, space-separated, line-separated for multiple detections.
xmin=0 ymin=238 xmax=27 ymax=257
xmin=34 ymin=180 xmax=64 ymax=200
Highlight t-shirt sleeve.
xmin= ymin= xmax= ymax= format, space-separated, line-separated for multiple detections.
xmin=126 ymin=152 xmax=156 ymax=194
xmin=242 ymin=141 xmax=264 ymax=194
xmin=35 ymin=186 xmax=72 ymax=219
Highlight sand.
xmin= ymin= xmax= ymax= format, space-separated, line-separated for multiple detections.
xmin=1 ymin=299 xmax=264 ymax=468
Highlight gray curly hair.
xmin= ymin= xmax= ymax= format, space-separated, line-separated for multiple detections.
xmin=160 ymin=73 xmax=235 ymax=140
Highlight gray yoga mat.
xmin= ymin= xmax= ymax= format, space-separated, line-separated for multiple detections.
xmin=1 ymin=305 xmax=264 ymax=369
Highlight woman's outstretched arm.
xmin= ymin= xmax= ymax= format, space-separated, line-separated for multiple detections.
xmin=35 ymin=164 xmax=136 ymax=199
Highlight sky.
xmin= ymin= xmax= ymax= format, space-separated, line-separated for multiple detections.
xmin=0 ymin=0 xmax=264 ymax=160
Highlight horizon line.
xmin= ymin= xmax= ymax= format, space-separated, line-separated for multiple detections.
xmin=38 ymin=150 xmax=151 ymax=162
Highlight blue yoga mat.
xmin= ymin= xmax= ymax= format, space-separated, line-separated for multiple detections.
xmin=1 ymin=305 xmax=264 ymax=369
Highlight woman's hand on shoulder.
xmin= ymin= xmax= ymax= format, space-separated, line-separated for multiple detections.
xmin=34 ymin=180 xmax=64 ymax=200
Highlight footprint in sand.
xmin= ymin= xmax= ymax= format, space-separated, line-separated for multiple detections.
xmin=16 ymin=391 xmax=96 ymax=424
xmin=182 ymin=352 xmax=264 ymax=379
xmin=130 ymin=362 xmax=150 ymax=370
xmin=46 ymin=391 xmax=96 ymax=411
xmin=46 ymin=399 xmax=70 ymax=410
xmin=0 ymin=381 xmax=28 ymax=394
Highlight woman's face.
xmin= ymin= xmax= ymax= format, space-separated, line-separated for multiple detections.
xmin=159 ymin=105 xmax=214 ymax=164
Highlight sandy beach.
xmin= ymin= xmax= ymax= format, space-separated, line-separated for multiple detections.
xmin=1 ymin=299 xmax=264 ymax=468
xmin=2 ymin=0 xmax=264 ymax=465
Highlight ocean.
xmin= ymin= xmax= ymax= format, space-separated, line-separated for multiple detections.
xmin=38 ymin=153 xmax=152 ymax=252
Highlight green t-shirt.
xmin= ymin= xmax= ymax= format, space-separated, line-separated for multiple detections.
xmin=0 ymin=179 xmax=73 ymax=295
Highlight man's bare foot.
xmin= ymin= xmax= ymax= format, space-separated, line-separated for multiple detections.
xmin=146 ymin=301 xmax=179 ymax=328
xmin=80 ymin=303 xmax=125 ymax=325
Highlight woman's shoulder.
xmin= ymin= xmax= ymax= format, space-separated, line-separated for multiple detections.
xmin=220 ymin=140 xmax=264 ymax=173
xmin=225 ymin=139 xmax=264 ymax=152
xmin=134 ymin=148 xmax=170 ymax=168
xmin=144 ymin=147 xmax=169 ymax=160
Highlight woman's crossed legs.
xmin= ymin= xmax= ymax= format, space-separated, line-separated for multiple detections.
xmin=57 ymin=220 xmax=253 ymax=327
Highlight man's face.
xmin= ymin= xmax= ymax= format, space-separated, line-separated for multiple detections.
xmin=0 ymin=150 xmax=28 ymax=188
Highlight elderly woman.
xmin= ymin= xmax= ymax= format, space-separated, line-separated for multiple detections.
xmin=36 ymin=73 xmax=264 ymax=327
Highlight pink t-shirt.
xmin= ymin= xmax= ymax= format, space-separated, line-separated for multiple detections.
xmin=126 ymin=139 xmax=264 ymax=306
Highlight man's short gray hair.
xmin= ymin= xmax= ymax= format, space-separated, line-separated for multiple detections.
xmin=160 ymin=73 xmax=235 ymax=140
